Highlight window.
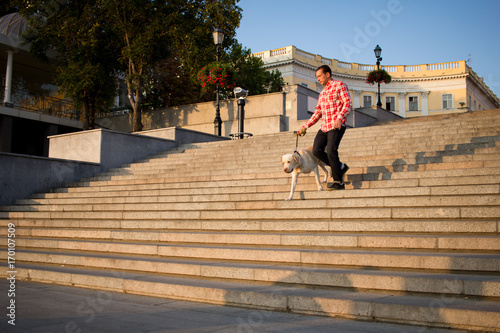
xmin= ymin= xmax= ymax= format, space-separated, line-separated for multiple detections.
xmin=363 ymin=95 xmax=372 ymax=107
xmin=409 ymin=96 xmax=418 ymax=111
xmin=385 ymin=96 xmax=395 ymax=111
xmin=442 ymin=94 xmax=453 ymax=109
xmin=474 ymin=100 xmax=477 ymax=111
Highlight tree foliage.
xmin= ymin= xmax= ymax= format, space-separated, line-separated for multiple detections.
xmin=11 ymin=0 xmax=284 ymax=132
xmin=15 ymin=0 xmax=120 ymax=129
xmin=226 ymin=44 xmax=284 ymax=96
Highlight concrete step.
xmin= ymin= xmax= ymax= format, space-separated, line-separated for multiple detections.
xmin=4 ymin=237 xmax=500 ymax=272
xmin=3 ymin=218 xmax=498 ymax=234
xmin=143 ymin=136 xmax=500 ymax=161
xmin=12 ymin=184 xmax=500 ymax=208
xmin=45 ymin=165 xmax=500 ymax=193
xmin=12 ymin=250 xmax=500 ymax=298
xmin=5 ymin=228 xmax=500 ymax=251
xmin=100 ymin=149 xmax=500 ymax=180
xmin=11 ymin=264 xmax=500 ymax=332
xmin=4 ymin=196 xmax=499 ymax=220
xmin=2 ymin=201 xmax=499 ymax=221
xmin=1 ymin=109 xmax=499 ymax=331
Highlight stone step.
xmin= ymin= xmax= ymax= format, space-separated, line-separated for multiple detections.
xmin=104 ymin=149 xmax=500 ymax=179
xmin=12 ymin=250 xmax=500 ymax=298
xmin=1 ymin=109 xmax=498 ymax=332
xmin=45 ymin=167 xmax=500 ymax=193
xmin=5 ymin=194 xmax=500 ymax=215
xmin=3 ymin=218 xmax=497 ymax=234
xmin=132 ymin=136 xmax=500 ymax=165
xmin=103 ymin=140 xmax=500 ymax=174
xmin=4 ymin=238 xmax=500 ymax=272
xmin=60 ymin=162 xmax=500 ymax=186
xmin=51 ymin=174 xmax=499 ymax=199
xmin=13 ymin=184 xmax=500 ymax=208
xmin=2 ymin=198 xmax=499 ymax=220
xmin=5 ymin=229 xmax=500 ymax=251
xmin=84 ymin=158 xmax=500 ymax=188
xmin=10 ymin=264 xmax=500 ymax=331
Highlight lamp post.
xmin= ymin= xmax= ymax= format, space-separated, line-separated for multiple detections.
xmin=374 ymin=45 xmax=382 ymax=108
xmin=212 ymin=27 xmax=224 ymax=136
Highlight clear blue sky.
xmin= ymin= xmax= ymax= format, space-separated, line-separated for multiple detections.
xmin=235 ymin=0 xmax=500 ymax=98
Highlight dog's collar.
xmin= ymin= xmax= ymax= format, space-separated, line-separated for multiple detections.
xmin=294 ymin=150 xmax=301 ymax=157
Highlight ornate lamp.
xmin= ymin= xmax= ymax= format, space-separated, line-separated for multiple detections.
xmin=374 ymin=45 xmax=383 ymax=108
xmin=212 ymin=27 xmax=224 ymax=136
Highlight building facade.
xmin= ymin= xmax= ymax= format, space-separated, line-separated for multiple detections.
xmin=254 ymin=46 xmax=500 ymax=118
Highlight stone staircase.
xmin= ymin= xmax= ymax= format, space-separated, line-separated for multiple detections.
xmin=1 ymin=109 xmax=500 ymax=331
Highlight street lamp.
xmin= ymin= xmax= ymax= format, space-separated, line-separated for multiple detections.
xmin=212 ymin=27 xmax=224 ymax=136
xmin=374 ymin=45 xmax=382 ymax=108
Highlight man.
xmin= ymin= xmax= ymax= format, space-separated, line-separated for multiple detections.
xmin=297 ymin=65 xmax=351 ymax=190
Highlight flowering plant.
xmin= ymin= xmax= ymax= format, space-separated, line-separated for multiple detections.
xmin=366 ymin=69 xmax=392 ymax=85
xmin=197 ymin=62 xmax=237 ymax=96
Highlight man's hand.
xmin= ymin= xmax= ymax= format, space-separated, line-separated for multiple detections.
xmin=296 ymin=127 xmax=307 ymax=136
xmin=333 ymin=119 xmax=342 ymax=130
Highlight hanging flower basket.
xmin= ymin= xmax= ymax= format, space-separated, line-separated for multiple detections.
xmin=197 ymin=62 xmax=237 ymax=96
xmin=366 ymin=69 xmax=392 ymax=85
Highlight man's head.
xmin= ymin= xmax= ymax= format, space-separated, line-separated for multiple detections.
xmin=316 ymin=65 xmax=332 ymax=86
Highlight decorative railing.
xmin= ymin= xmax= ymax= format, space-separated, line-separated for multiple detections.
xmin=296 ymin=49 xmax=314 ymax=60
xmin=359 ymin=65 xmax=375 ymax=71
xmin=382 ymin=66 xmax=397 ymax=72
xmin=270 ymin=47 xmax=289 ymax=57
xmin=253 ymin=52 xmax=265 ymax=59
xmin=404 ymin=65 xmax=421 ymax=72
xmin=256 ymin=46 xmax=470 ymax=78
xmin=1 ymin=87 xmax=81 ymax=121
xmin=321 ymin=58 xmax=332 ymax=65
xmin=427 ymin=62 xmax=459 ymax=71
xmin=338 ymin=61 xmax=352 ymax=69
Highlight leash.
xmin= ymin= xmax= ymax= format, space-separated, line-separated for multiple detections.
xmin=293 ymin=131 xmax=301 ymax=157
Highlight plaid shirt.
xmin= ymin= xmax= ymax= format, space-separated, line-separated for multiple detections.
xmin=302 ymin=79 xmax=351 ymax=132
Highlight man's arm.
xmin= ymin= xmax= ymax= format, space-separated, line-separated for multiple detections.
xmin=297 ymin=107 xmax=321 ymax=135
xmin=336 ymin=82 xmax=351 ymax=124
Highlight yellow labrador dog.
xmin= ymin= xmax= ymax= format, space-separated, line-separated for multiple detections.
xmin=282 ymin=146 xmax=329 ymax=201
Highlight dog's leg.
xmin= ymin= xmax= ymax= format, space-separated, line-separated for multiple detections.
xmin=286 ymin=172 xmax=299 ymax=201
xmin=313 ymin=166 xmax=324 ymax=191
xmin=319 ymin=163 xmax=329 ymax=183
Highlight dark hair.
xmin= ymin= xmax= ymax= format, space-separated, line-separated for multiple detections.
xmin=316 ymin=65 xmax=332 ymax=76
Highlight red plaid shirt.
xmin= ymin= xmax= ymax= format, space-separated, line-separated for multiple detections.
xmin=302 ymin=79 xmax=351 ymax=132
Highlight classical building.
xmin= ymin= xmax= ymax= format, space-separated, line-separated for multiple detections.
xmin=254 ymin=46 xmax=500 ymax=118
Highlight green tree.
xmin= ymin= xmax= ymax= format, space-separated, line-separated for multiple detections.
xmin=227 ymin=44 xmax=284 ymax=96
xmin=15 ymin=0 xmax=119 ymax=129
xmin=139 ymin=0 xmax=243 ymax=108
xmin=104 ymin=0 xmax=176 ymax=132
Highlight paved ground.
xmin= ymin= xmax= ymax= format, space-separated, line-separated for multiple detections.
xmin=0 ymin=280 xmax=467 ymax=333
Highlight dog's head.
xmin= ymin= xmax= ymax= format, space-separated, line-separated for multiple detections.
xmin=282 ymin=152 xmax=300 ymax=173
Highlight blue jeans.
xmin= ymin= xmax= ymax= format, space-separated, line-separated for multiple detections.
xmin=312 ymin=126 xmax=346 ymax=182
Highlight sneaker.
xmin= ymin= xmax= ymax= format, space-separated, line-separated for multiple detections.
xmin=327 ymin=182 xmax=345 ymax=190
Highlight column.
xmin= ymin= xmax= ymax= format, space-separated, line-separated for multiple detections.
xmin=3 ymin=50 xmax=14 ymax=106
xmin=398 ymin=93 xmax=406 ymax=118
xmin=421 ymin=91 xmax=430 ymax=116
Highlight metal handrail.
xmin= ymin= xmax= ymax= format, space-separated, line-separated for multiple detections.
xmin=1 ymin=87 xmax=81 ymax=121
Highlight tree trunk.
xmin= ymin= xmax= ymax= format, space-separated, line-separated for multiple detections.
xmin=82 ymin=99 xmax=90 ymax=130
xmin=128 ymin=80 xmax=143 ymax=132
